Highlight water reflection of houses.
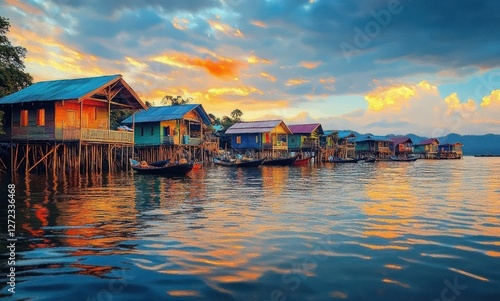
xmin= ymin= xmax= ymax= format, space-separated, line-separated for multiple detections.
xmin=0 ymin=75 xmax=147 ymax=174
xmin=121 ymin=104 xmax=217 ymax=163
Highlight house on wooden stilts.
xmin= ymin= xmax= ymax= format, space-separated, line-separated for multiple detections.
xmin=120 ymin=104 xmax=216 ymax=163
xmin=0 ymin=74 xmax=147 ymax=174
xmin=287 ymin=123 xmax=323 ymax=155
xmin=413 ymin=138 xmax=440 ymax=159
xmin=225 ymin=120 xmax=292 ymax=158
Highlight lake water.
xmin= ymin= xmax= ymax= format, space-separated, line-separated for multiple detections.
xmin=1 ymin=157 xmax=499 ymax=301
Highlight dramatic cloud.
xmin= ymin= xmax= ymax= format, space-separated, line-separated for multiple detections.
xmin=2 ymin=0 xmax=500 ymax=134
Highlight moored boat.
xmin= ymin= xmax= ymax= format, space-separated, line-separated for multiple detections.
xmin=293 ymin=157 xmax=311 ymax=166
xmin=130 ymin=159 xmax=194 ymax=175
xmin=389 ymin=156 xmax=418 ymax=162
xmin=262 ymin=155 xmax=298 ymax=166
xmin=363 ymin=157 xmax=376 ymax=163
xmin=327 ymin=157 xmax=360 ymax=163
xmin=213 ymin=157 xmax=264 ymax=167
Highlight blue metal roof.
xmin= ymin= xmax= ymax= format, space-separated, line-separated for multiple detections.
xmin=0 ymin=75 xmax=121 ymax=104
xmin=354 ymin=135 xmax=392 ymax=142
xmin=121 ymin=104 xmax=212 ymax=125
xmin=225 ymin=120 xmax=292 ymax=134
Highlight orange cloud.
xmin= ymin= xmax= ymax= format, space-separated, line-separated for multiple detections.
xmin=481 ymin=90 xmax=500 ymax=107
xmin=151 ymin=53 xmax=242 ymax=78
xmin=5 ymin=0 xmax=43 ymax=15
xmin=365 ymin=83 xmax=419 ymax=112
xmin=299 ymin=61 xmax=321 ymax=69
xmin=444 ymin=93 xmax=477 ymax=115
xmin=208 ymin=20 xmax=244 ymax=38
xmin=285 ymin=78 xmax=310 ymax=86
xmin=250 ymin=20 xmax=267 ymax=28
xmin=125 ymin=57 xmax=148 ymax=69
xmin=172 ymin=17 xmax=189 ymax=30
xmin=207 ymin=86 xmax=262 ymax=97
xmin=247 ymin=55 xmax=271 ymax=64
xmin=260 ymin=72 xmax=277 ymax=82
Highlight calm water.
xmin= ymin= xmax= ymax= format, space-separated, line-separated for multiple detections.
xmin=1 ymin=157 xmax=499 ymax=301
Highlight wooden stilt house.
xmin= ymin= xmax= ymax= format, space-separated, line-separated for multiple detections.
xmin=354 ymin=135 xmax=392 ymax=159
xmin=413 ymin=138 xmax=440 ymax=159
xmin=0 ymin=74 xmax=147 ymax=174
xmin=437 ymin=142 xmax=463 ymax=159
xmin=225 ymin=120 xmax=292 ymax=157
xmin=287 ymin=123 xmax=323 ymax=152
xmin=120 ymin=104 xmax=216 ymax=163
xmin=389 ymin=137 xmax=414 ymax=156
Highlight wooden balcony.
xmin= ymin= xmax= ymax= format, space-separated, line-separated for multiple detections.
xmin=62 ymin=128 xmax=134 ymax=144
xmin=263 ymin=141 xmax=288 ymax=150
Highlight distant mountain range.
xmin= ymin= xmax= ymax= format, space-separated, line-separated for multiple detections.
xmin=350 ymin=132 xmax=500 ymax=155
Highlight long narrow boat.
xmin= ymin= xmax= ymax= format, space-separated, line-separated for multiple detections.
xmin=262 ymin=155 xmax=298 ymax=166
xmin=292 ymin=157 xmax=311 ymax=166
xmin=213 ymin=157 xmax=264 ymax=167
xmin=130 ymin=159 xmax=193 ymax=175
xmin=327 ymin=157 xmax=360 ymax=163
xmin=389 ymin=156 xmax=418 ymax=162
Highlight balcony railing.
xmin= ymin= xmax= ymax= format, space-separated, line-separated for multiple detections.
xmin=62 ymin=128 xmax=134 ymax=144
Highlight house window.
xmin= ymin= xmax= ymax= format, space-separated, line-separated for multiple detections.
xmin=36 ymin=109 xmax=45 ymax=126
xmin=20 ymin=110 xmax=29 ymax=126
xmin=92 ymin=107 xmax=97 ymax=120
xmin=151 ymin=127 xmax=154 ymax=135
xmin=163 ymin=126 xmax=170 ymax=136
xmin=140 ymin=127 xmax=144 ymax=136
xmin=236 ymin=136 xmax=241 ymax=144
xmin=256 ymin=135 xmax=259 ymax=143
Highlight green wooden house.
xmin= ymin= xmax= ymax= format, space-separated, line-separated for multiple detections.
xmin=414 ymin=138 xmax=440 ymax=158
xmin=287 ymin=123 xmax=323 ymax=151
xmin=121 ymin=104 xmax=212 ymax=146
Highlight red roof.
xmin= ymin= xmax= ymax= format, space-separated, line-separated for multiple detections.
xmin=288 ymin=123 xmax=323 ymax=134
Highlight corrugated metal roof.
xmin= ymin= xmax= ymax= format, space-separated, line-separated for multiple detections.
xmin=390 ymin=137 xmax=413 ymax=145
xmin=337 ymin=130 xmax=356 ymax=139
xmin=288 ymin=123 xmax=323 ymax=134
xmin=354 ymin=135 xmax=392 ymax=142
xmin=121 ymin=104 xmax=212 ymax=125
xmin=0 ymin=75 xmax=121 ymax=104
xmin=225 ymin=120 xmax=291 ymax=134
xmin=415 ymin=138 xmax=440 ymax=145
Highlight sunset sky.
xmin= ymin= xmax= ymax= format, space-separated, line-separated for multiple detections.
xmin=1 ymin=0 xmax=500 ymax=136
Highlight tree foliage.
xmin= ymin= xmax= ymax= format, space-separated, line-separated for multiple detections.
xmin=0 ymin=16 xmax=32 ymax=97
xmin=161 ymin=95 xmax=192 ymax=106
xmin=209 ymin=109 xmax=244 ymax=132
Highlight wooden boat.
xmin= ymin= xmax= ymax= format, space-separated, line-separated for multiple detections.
xmin=327 ymin=157 xmax=360 ymax=163
xmin=213 ymin=157 xmax=264 ymax=167
xmin=262 ymin=155 xmax=298 ymax=166
xmin=293 ymin=157 xmax=311 ymax=166
xmin=130 ymin=159 xmax=193 ymax=175
xmin=192 ymin=161 xmax=203 ymax=170
xmin=389 ymin=156 xmax=418 ymax=162
xmin=363 ymin=157 xmax=376 ymax=163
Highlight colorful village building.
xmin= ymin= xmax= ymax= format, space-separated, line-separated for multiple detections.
xmin=224 ymin=120 xmax=292 ymax=157
xmin=354 ymin=135 xmax=392 ymax=158
xmin=287 ymin=123 xmax=323 ymax=152
xmin=389 ymin=137 xmax=414 ymax=157
xmin=413 ymin=138 xmax=440 ymax=159
xmin=120 ymin=104 xmax=217 ymax=163
xmin=437 ymin=142 xmax=463 ymax=159
xmin=320 ymin=130 xmax=357 ymax=160
xmin=0 ymin=75 xmax=147 ymax=174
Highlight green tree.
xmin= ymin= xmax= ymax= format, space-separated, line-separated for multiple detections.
xmin=0 ymin=16 xmax=33 ymax=133
xmin=161 ymin=95 xmax=192 ymax=106
xmin=230 ymin=109 xmax=243 ymax=123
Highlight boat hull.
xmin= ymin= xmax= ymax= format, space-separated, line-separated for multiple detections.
xmin=131 ymin=162 xmax=194 ymax=175
xmin=293 ymin=157 xmax=311 ymax=166
xmin=262 ymin=156 xmax=298 ymax=166
xmin=214 ymin=158 xmax=264 ymax=167
xmin=389 ymin=156 xmax=418 ymax=162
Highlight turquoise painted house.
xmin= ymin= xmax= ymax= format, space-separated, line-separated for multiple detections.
xmin=121 ymin=104 xmax=212 ymax=146
xmin=287 ymin=123 xmax=324 ymax=151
